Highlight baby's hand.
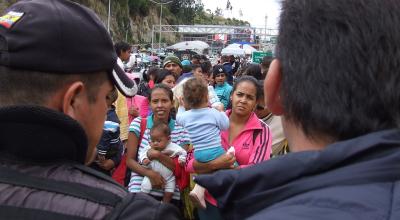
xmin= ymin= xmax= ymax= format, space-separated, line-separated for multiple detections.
xmin=128 ymin=106 xmax=139 ymax=117
xmin=178 ymin=156 xmax=186 ymax=166
xmin=142 ymin=158 xmax=151 ymax=166
xmin=162 ymin=149 xmax=174 ymax=156
xmin=213 ymin=103 xmax=225 ymax=112
xmin=147 ymin=148 xmax=161 ymax=160
xmin=97 ymin=155 xmax=105 ymax=162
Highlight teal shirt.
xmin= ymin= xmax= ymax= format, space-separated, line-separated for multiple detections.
xmin=215 ymin=82 xmax=233 ymax=109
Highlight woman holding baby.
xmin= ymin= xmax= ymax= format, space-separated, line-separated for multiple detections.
xmin=126 ymin=83 xmax=190 ymax=208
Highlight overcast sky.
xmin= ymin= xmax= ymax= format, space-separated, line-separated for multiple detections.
xmin=201 ymin=0 xmax=281 ymax=29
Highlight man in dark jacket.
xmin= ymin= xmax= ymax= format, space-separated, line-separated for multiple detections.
xmin=0 ymin=0 xmax=180 ymax=219
xmin=195 ymin=0 xmax=400 ymax=219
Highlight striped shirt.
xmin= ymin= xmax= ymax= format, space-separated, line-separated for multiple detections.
xmin=127 ymin=115 xmax=190 ymax=200
xmin=96 ymin=107 xmax=123 ymax=166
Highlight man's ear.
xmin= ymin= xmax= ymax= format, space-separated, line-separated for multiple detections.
xmin=61 ymin=81 xmax=85 ymax=119
xmin=265 ymin=59 xmax=284 ymax=115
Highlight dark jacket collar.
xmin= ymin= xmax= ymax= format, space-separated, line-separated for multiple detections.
xmin=0 ymin=105 xmax=88 ymax=164
xmin=196 ymin=129 xmax=400 ymax=219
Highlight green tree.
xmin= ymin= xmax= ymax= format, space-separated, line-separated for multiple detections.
xmin=214 ymin=7 xmax=223 ymax=16
xmin=169 ymin=0 xmax=204 ymax=24
xmin=128 ymin=0 xmax=150 ymax=16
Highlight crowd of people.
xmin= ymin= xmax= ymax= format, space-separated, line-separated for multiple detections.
xmin=107 ymin=43 xmax=281 ymax=219
xmin=1 ymin=0 xmax=400 ymax=220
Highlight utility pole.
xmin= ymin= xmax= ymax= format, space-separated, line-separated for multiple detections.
xmin=149 ymin=0 xmax=172 ymax=52
xmin=159 ymin=3 xmax=163 ymax=50
xmin=264 ymin=14 xmax=268 ymax=41
xmin=107 ymin=0 xmax=111 ymax=32
xmin=264 ymin=14 xmax=268 ymax=51
xmin=151 ymin=25 xmax=154 ymax=53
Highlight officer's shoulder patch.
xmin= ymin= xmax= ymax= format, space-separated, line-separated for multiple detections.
xmin=0 ymin=11 xmax=24 ymax=29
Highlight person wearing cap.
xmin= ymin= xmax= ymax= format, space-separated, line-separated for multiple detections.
xmin=212 ymin=65 xmax=232 ymax=110
xmin=181 ymin=59 xmax=192 ymax=73
xmin=163 ymin=55 xmax=183 ymax=79
xmin=176 ymin=60 xmax=192 ymax=83
xmin=0 ymin=0 xmax=179 ymax=219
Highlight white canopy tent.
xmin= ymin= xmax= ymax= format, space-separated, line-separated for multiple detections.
xmin=220 ymin=47 xmax=245 ymax=56
xmin=167 ymin=41 xmax=209 ymax=54
xmin=221 ymin=43 xmax=257 ymax=56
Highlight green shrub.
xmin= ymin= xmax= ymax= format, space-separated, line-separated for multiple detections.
xmin=128 ymin=0 xmax=149 ymax=16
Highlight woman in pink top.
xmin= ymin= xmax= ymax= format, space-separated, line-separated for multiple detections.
xmin=186 ymin=76 xmax=272 ymax=219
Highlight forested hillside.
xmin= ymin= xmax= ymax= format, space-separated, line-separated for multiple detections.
xmin=0 ymin=0 xmax=249 ymax=44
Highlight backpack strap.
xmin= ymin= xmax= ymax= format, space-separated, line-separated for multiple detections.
xmin=104 ymin=193 xmax=135 ymax=220
xmin=122 ymin=117 xmax=147 ymax=187
xmin=72 ymin=163 xmax=126 ymax=190
xmin=0 ymin=166 xmax=122 ymax=207
xmin=0 ymin=205 xmax=90 ymax=220
xmin=138 ymin=117 xmax=147 ymax=146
